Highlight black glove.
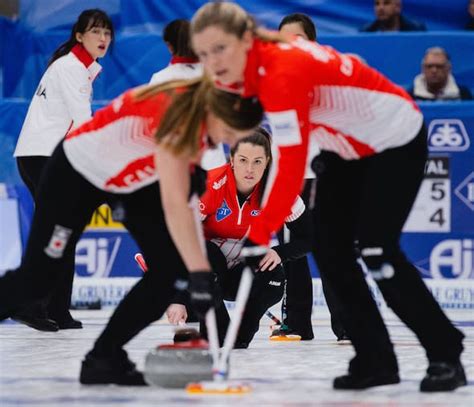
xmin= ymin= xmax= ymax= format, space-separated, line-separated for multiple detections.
xmin=240 ymin=238 xmax=268 ymax=272
xmin=188 ymin=271 xmax=214 ymax=318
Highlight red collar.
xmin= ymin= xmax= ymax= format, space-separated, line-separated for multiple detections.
xmin=170 ymin=56 xmax=199 ymax=64
xmin=71 ymin=44 xmax=95 ymax=68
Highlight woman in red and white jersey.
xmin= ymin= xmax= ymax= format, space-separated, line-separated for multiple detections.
xmin=0 ymin=77 xmax=264 ymax=385
xmin=168 ymin=128 xmax=312 ymax=347
xmin=189 ymin=2 xmax=466 ymax=392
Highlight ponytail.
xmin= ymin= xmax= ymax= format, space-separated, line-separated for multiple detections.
xmin=133 ymin=76 xmax=264 ymax=157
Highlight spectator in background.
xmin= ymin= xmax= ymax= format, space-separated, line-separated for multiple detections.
xmin=408 ymin=47 xmax=473 ymax=101
xmin=360 ymin=0 xmax=426 ymax=32
xmin=466 ymin=0 xmax=474 ymax=30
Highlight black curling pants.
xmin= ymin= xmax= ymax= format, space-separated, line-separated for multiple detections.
xmin=280 ymin=179 xmax=346 ymax=339
xmin=311 ymin=126 xmax=464 ymax=375
xmin=16 ymin=155 xmax=76 ymax=322
xmin=1 ymin=144 xmax=188 ymax=356
xmin=199 ymin=241 xmax=285 ymax=346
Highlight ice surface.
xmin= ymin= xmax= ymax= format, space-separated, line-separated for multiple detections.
xmin=1 ymin=307 xmax=472 ymax=406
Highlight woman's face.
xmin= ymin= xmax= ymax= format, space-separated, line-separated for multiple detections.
xmin=206 ymin=111 xmax=253 ymax=146
xmin=76 ymin=24 xmax=112 ymax=60
xmin=230 ymin=142 xmax=269 ymax=194
xmin=192 ymin=25 xmax=252 ymax=85
xmin=280 ymin=22 xmax=309 ymax=40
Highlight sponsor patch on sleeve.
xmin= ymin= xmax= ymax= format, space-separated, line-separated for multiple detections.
xmin=266 ymin=110 xmax=302 ymax=147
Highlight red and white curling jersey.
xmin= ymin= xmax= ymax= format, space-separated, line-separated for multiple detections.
xmin=200 ymin=164 xmax=305 ymax=268
xmin=63 ymin=88 xmax=208 ymax=193
xmin=236 ymin=37 xmax=423 ymax=245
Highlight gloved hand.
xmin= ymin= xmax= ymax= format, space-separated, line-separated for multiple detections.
xmin=188 ymin=271 xmax=214 ymax=318
xmin=240 ymin=238 xmax=268 ymax=272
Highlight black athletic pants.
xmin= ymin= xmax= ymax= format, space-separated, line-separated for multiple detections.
xmin=282 ymin=179 xmax=346 ymax=339
xmin=311 ymin=125 xmax=464 ymax=374
xmin=200 ymin=241 xmax=285 ymax=346
xmin=1 ymin=144 xmax=188 ymax=356
xmin=16 ymin=155 xmax=77 ymax=321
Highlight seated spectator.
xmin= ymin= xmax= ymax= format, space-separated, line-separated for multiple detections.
xmin=408 ymin=47 xmax=473 ymax=101
xmin=466 ymin=0 xmax=474 ymax=30
xmin=360 ymin=0 xmax=426 ymax=32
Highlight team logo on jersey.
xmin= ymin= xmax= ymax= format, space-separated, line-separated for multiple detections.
xmin=213 ymin=175 xmax=227 ymax=190
xmin=250 ymin=210 xmax=260 ymax=216
xmin=427 ymin=119 xmax=470 ymax=152
xmin=216 ymin=199 xmax=232 ymax=222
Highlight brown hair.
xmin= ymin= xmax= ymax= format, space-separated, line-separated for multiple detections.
xmin=133 ymin=77 xmax=264 ymax=156
xmin=191 ymin=1 xmax=291 ymax=44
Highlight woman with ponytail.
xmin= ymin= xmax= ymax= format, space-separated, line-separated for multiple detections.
xmin=12 ymin=9 xmax=114 ymax=332
xmin=190 ymin=1 xmax=466 ymax=393
xmin=0 ymin=77 xmax=264 ymax=385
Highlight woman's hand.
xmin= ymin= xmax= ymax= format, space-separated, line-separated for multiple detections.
xmin=258 ymin=249 xmax=282 ymax=271
xmin=166 ymin=303 xmax=188 ymax=325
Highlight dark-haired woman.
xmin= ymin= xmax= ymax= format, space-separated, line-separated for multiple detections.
xmin=168 ymin=129 xmax=312 ymax=347
xmin=0 ymin=77 xmax=264 ymax=385
xmin=12 ymin=9 xmax=114 ymax=331
xmin=279 ymin=12 xmax=317 ymax=41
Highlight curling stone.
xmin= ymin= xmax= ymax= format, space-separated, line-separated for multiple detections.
xmin=173 ymin=327 xmax=201 ymax=343
xmin=144 ymin=339 xmax=214 ymax=388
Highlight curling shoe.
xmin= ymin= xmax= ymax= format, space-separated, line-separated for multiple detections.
xmin=420 ymin=361 xmax=467 ymax=392
xmin=334 ymin=371 xmax=400 ymax=390
xmin=80 ymin=350 xmax=147 ymax=386
xmin=56 ymin=318 xmax=82 ymax=329
xmin=11 ymin=314 xmax=59 ymax=332
xmin=50 ymin=311 xmax=83 ymax=330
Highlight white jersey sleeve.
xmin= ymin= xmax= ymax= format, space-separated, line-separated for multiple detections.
xmin=57 ymin=62 xmax=93 ymax=130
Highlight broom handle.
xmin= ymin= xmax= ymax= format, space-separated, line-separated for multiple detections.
xmin=216 ymin=266 xmax=254 ymax=377
xmin=204 ymin=308 xmax=221 ymax=375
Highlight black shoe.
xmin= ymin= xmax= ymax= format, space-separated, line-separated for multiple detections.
xmin=420 ymin=361 xmax=467 ymax=392
xmin=56 ymin=318 xmax=83 ymax=330
xmin=80 ymin=350 xmax=147 ymax=386
xmin=234 ymin=341 xmax=249 ymax=349
xmin=337 ymin=334 xmax=351 ymax=344
xmin=11 ymin=314 xmax=59 ymax=332
xmin=334 ymin=372 xmax=400 ymax=390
